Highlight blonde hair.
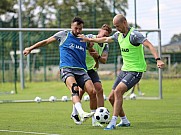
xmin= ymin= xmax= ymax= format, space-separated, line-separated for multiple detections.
xmin=101 ymin=24 xmax=112 ymax=35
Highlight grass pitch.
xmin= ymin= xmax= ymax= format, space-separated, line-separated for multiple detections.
xmin=0 ymin=79 xmax=181 ymax=135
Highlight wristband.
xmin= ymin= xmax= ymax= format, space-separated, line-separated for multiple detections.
xmin=155 ymin=58 xmax=161 ymax=61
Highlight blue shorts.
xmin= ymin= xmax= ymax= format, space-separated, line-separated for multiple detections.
xmin=60 ymin=68 xmax=91 ymax=90
xmin=87 ymin=69 xmax=101 ymax=84
xmin=112 ymin=71 xmax=142 ymax=91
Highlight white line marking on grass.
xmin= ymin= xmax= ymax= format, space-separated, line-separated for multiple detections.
xmin=0 ymin=129 xmax=61 ymax=135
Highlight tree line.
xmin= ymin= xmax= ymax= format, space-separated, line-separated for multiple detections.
xmin=0 ymin=0 xmax=180 ymax=43
xmin=0 ymin=0 xmax=128 ymax=28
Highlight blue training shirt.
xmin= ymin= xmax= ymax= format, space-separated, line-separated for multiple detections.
xmin=53 ymin=31 xmax=87 ymax=70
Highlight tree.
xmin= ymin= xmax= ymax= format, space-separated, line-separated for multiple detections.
xmin=0 ymin=0 xmax=128 ymax=28
xmin=0 ymin=0 xmax=16 ymax=14
xmin=0 ymin=0 xmax=16 ymax=23
xmin=170 ymin=33 xmax=181 ymax=44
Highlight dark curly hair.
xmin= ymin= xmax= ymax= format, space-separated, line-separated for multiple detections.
xmin=72 ymin=16 xmax=84 ymax=25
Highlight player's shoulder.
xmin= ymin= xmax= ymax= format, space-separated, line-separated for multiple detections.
xmin=130 ymin=29 xmax=146 ymax=45
xmin=130 ymin=29 xmax=144 ymax=37
xmin=86 ymin=34 xmax=94 ymax=38
xmin=103 ymin=43 xmax=109 ymax=50
xmin=113 ymin=31 xmax=121 ymax=36
xmin=112 ymin=31 xmax=122 ymax=38
xmin=110 ymin=31 xmax=120 ymax=42
xmin=57 ymin=30 xmax=69 ymax=35
xmin=53 ymin=30 xmax=69 ymax=37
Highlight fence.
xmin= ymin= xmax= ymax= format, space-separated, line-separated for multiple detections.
xmin=0 ymin=28 xmax=174 ymax=99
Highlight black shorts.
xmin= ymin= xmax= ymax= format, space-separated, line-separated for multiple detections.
xmin=87 ymin=69 xmax=101 ymax=84
xmin=112 ymin=71 xmax=142 ymax=91
xmin=60 ymin=68 xmax=91 ymax=90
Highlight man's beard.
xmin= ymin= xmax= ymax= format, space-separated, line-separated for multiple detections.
xmin=72 ymin=32 xmax=79 ymax=37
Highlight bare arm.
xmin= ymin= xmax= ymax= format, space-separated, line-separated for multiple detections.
xmin=23 ymin=36 xmax=56 ymax=56
xmin=98 ymin=51 xmax=108 ymax=64
xmin=79 ymin=34 xmax=114 ymax=43
xmin=89 ymin=48 xmax=108 ymax=64
xmin=143 ymin=39 xmax=165 ymax=68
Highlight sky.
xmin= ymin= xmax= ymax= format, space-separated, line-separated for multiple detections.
xmin=2 ymin=0 xmax=180 ymax=46
xmin=125 ymin=0 xmax=181 ymax=45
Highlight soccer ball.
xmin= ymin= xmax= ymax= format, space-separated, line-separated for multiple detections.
xmin=10 ymin=90 xmax=15 ymax=94
xmin=83 ymin=95 xmax=90 ymax=101
xmin=34 ymin=96 xmax=42 ymax=103
xmin=130 ymin=93 xmax=137 ymax=100
xmin=49 ymin=96 xmax=57 ymax=102
xmin=94 ymin=107 xmax=110 ymax=123
xmin=61 ymin=96 xmax=68 ymax=102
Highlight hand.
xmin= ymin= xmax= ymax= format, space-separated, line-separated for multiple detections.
xmin=88 ymin=42 xmax=94 ymax=48
xmin=157 ymin=60 xmax=165 ymax=68
xmin=94 ymin=61 xmax=99 ymax=69
xmin=23 ymin=47 xmax=31 ymax=56
xmin=89 ymin=49 xmax=99 ymax=59
xmin=78 ymin=34 xmax=90 ymax=42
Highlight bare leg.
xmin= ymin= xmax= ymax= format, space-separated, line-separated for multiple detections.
xmin=108 ymin=90 xmax=114 ymax=106
xmin=137 ymin=83 xmax=144 ymax=96
xmin=84 ymin=80 xmax=97 ymax=111
xmin=131 ymin=85 xmax=136 ymax=94
xmin=65 ymin=77 xmax=81 ymax=104
xmin=108 ymin=88 xmax=126 ymax=117
xmin=105 ymin=82 xmax=129 ymax=130
xmin=79 ymin=87 xmax=85 ymax=100
xmin=94 ymin=82 xmax=104 ymax=107
xmin=113 ymin=82 xmax=127 ymax=117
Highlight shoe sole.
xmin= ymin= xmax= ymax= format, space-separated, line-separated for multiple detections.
xmin=104 ymin=126 xmax=115 ymax=130
xmin=116 ymin=123 xmax=130 ymax=127
xmin=71 ymin=116 xmax=82 ymax=125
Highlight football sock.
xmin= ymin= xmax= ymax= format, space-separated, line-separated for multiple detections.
xmin=91 ymin=110 xmax=96 ymax=124
xmin=72 ymin=104 xmax=78 ymax=115
xmin=74 ymin=102 xmax=84 ymax=116
xmin=112 ymin=116 xmax=118 ymax=121
xmin=121 ymin=116 xmax=130 ymax=124
xmin=138 ymin=90 xmax=142 ymax=95
xmin=107 ymin=116 xmax=117 ymax=128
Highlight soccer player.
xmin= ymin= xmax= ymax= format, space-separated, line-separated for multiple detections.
xmin=78 ymin=14 xmax=165 ymax=130
xmin=71 ymin=24 xmax=112 ymax=127
xmin=23 ymin=17 xmax=95 ymax=123
xmin=123 ymin=82 xmax=144 ymax=99
xmin=130 ymin=82 xmax=144 ymax=96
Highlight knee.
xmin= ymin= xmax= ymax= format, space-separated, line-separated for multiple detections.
xmin=114 ymin=88 xmax=126 ymax=96
xmin=96 ymin=87 xmax=103 ymax=95
xmin=71 ymin=83 xmax=79 ymax=96
xmin=87 ymin=88 xmax=97 ymax=99
xmin=93 ymin=83 xmax=103 ymax=94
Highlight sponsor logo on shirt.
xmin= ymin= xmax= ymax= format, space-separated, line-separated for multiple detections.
xmin=121 ymin=48 xmax=129 ymax=52
xmin=69 ymin=43 xmax=84 ymax=51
